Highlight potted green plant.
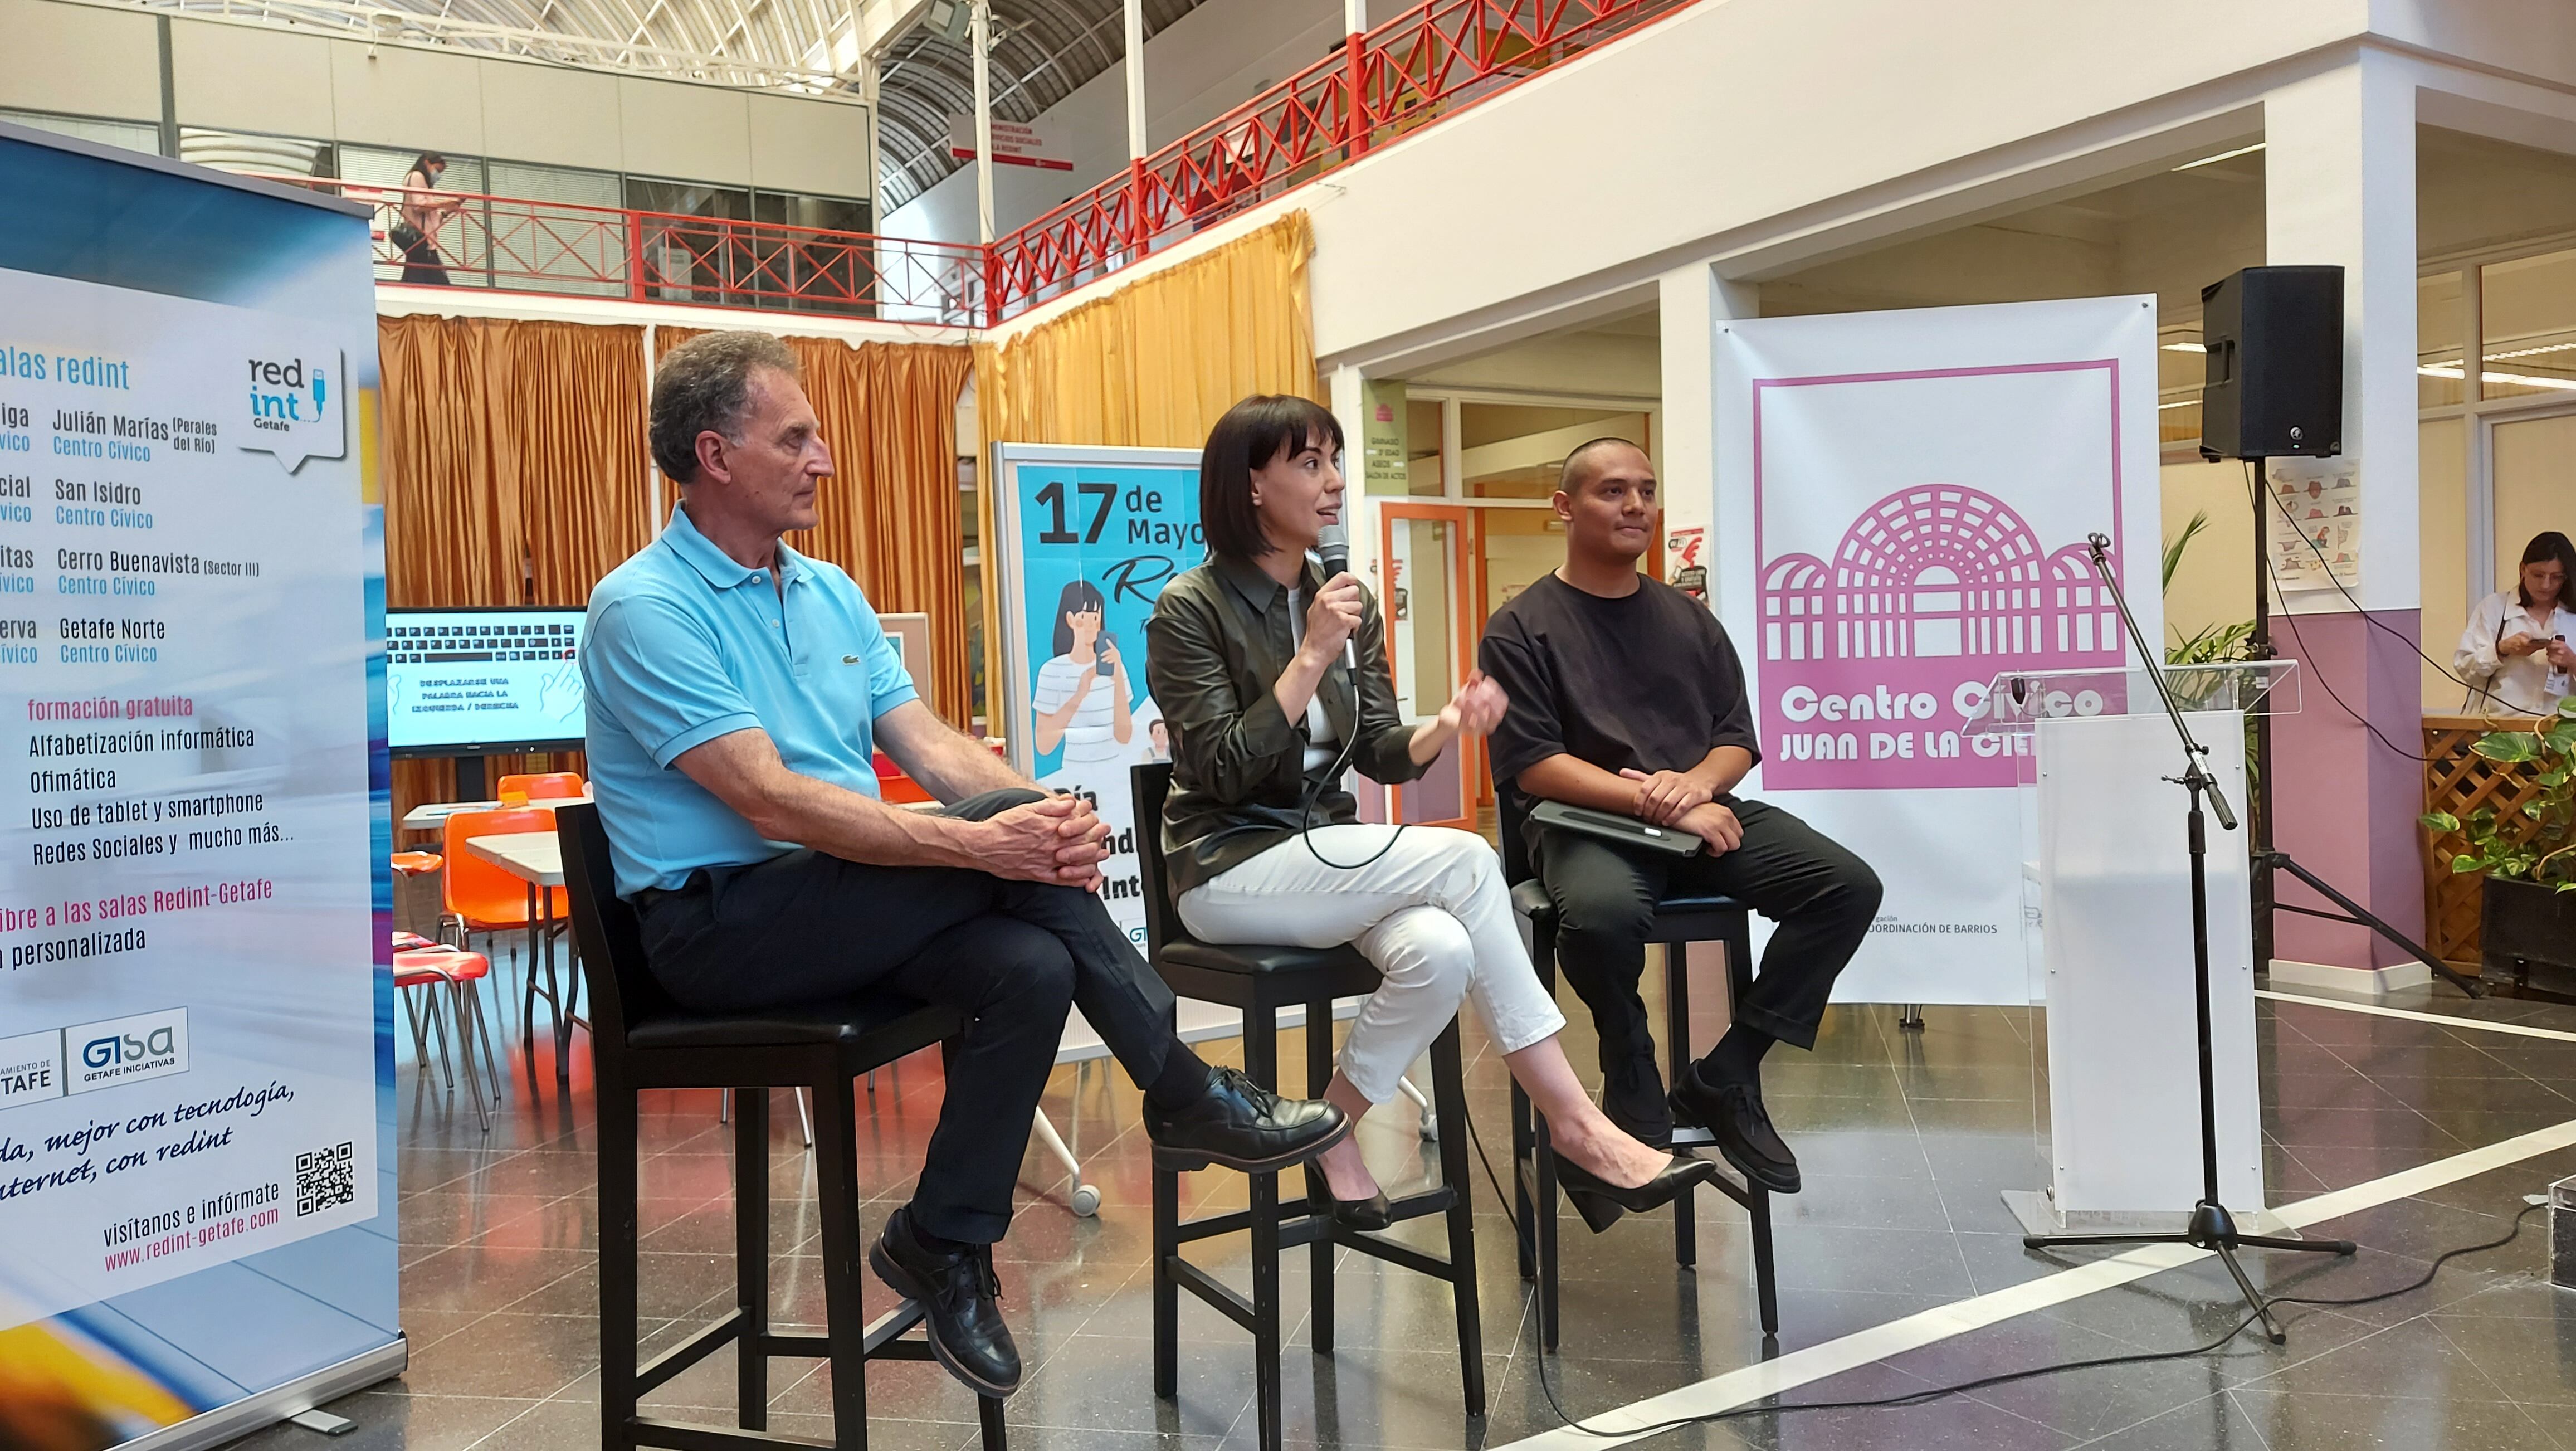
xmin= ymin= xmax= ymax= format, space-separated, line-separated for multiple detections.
xmin=2421 ymin=698 xmax=2576 ymax=997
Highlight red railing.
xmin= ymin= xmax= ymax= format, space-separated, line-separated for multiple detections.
xmin=985 ymin=0 xmax=1691 ymax=320
xmin=277 ymin=178 xmax=988 ymax=325
xmin=279 ymin=0 xmax=1690 ymax=327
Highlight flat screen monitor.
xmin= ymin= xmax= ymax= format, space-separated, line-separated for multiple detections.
xmin=387 ymin=606 xmax=587 ymax=757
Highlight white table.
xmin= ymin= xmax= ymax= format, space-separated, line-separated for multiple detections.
xmin=465 ymin=831 xmax=582 ymax=1082
xmin=403 ymin=796 xmax=590 ymax=837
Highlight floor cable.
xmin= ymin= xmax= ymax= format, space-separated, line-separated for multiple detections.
xmin=1455 ymin=1105 xmax=2543 ymax=1441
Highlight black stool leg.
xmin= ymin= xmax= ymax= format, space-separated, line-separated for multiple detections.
xmin=1665 ymin=946 xmax=1697 ymax=1269
xmin=978 ymin=1392 xmax=1007 ymax=1449
xmin=1428 ymin=1020 xmax=1485 ymax=1418
xmin=1153 ymin=1157 xmax=1179 ymax=1398
xmin=1534 ymin=1106 xmax=1561 ymax=1352
xmin=1245 ymin=1005 xmax=1284 ymax=1451
xmin=1510 ymin=1079 xmax=1536 ymax=1280
xmin=597 ymin=1076 xmax=640 ymax=1451
xmin=808 ymin=1075 xmax=871 ymax=1443
xmin=735 ymin=1089 xmax=770 ymax=1430
xmin=1749 ymin=1185 xmax=1780 ymax=1336
xmin=1305 ymin=996 xmax=1335 ymax=1357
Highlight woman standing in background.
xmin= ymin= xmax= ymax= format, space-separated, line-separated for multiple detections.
xmin=2456 ymin=530 xmax=2576 ymax=714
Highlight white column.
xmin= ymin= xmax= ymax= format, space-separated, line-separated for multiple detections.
xmin=2261 ymin=53 xmax=2427 ymax=970
xmin=1330 ymin=363 xmax=1373 ymax=580
xmin=2266 ymin=54 xmax=2419 ymax=617
xmin=1124 ymin=0 xmax=1148 ymax=162
xmin=972 ymin=0 xmax=996 ymax=244
xmin=1656 ymin=260 xmax=1757 ymax=592
xmin=1344 ymin=0 xmax=1367 ymax=34
xmin=860 ymin=52 xmax=884 ymax=227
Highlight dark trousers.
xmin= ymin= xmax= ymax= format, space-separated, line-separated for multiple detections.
xmin=637 ymin=790 xmax=1178 ymax=1244
xmin=1535 ymin=797 xmax=1881 ymax=1073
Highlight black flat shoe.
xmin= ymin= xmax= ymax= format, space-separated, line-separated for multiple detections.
xmin=869 ymin=1208 xmax=1021 ymax=1396
xmin=1145 ymin=1065 xmax=1350 ymax=1172
xmin=1311 ymin=1180 xmax=1393 ymax=1231
xmin=1671 ymin=1065 xmax=1801 ymax=1195
xmin=1552 ymin=1151 xmax=1718 ymax=1234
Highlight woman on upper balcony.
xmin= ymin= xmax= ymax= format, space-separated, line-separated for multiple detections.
xmin=2456 ymin=530 xmax=2576 ymax=715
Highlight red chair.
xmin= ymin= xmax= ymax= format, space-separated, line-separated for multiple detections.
xmin=395 ymin=942 xmax=499 ymax=1132
xmin=496 ymin=771 xmax=585 ymax=801
xmin=442 ymin=806 xmax=576 ymax=1067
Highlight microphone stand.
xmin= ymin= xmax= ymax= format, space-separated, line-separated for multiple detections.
xmin=2020 ymin=532 xmax=2354 ymax=1345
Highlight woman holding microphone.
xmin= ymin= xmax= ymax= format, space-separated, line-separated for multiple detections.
xmin=2455 ymin=531 xmax=2576 ymax=715
xmin=1146 ymin=395 xmax=1711 ymax=1231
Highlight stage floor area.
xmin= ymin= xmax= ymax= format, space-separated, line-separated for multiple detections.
xmin=233 ymin=957 xmax=2576 ymax=1451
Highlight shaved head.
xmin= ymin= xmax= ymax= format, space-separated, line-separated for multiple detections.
xmin=1558 ymin=436 xmax=1650 ymax=494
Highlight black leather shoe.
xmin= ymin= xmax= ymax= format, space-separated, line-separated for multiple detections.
xmin=1311 ymin=1180 xmax=1394 ymax=1231
xmin=1601 ymin=1049 xmax=1674 ymax=1152
xmin=1552 ymin=1151 xmax=1719 ymax=1234
xmin=1145 ymin=1065 xmax=1350 ymax=1172
xmin=1671 ymin=1065 xmax=1801 ymax=1194
xmin=869 ymin=1209 xmax=1021 ymax=1396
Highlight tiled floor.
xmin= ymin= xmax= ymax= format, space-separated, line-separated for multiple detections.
xmin=230 ymin=947 xmax=2576 ymax=1451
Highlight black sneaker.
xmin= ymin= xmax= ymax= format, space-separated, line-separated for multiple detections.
xmin=869 ymin=1208 xmax=1021 ymax=1396
xmin=1671 ymin=1064 xmax=1800 ymax=1194
xmin=1600 ymin=1049 xmax=1673 ymax=1152
xmin=1144 ymin=1065 xmax=1350 ymax=1172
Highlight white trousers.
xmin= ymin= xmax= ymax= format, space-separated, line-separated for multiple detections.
xmin=1178 ymin=825 xmax=1567 ymax=1104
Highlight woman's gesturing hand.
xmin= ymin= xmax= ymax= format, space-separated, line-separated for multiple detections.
xmin=1440 ymin=670 xmax=1510 ymax=738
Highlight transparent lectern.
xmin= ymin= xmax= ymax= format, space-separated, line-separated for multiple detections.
xmin=1966 ymin=661 xmax=2300 ymax=1235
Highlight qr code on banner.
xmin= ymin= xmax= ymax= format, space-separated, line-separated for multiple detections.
xmin=296 ymin=1141 xmax=356 ymax=1216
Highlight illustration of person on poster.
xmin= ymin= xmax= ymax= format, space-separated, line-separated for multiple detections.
xmin=1031 ymin=579 xmax=1136 ymax=769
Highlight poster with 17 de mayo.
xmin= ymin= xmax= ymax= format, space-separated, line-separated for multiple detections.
xmin=990 ymin=444 xmax=1203 ymax=947
xmin=0 ymin=266 xmax=379 ymax=1328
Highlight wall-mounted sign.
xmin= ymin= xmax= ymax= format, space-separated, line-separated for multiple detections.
xmin=948 ymin=116 xmax=1074 ymax=172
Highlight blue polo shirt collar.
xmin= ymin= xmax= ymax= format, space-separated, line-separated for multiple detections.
xmin=662 ymin=504 xmax=809 ymax=592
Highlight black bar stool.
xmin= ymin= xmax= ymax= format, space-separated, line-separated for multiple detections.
xmin=1129 ymin=764 xmax=1484 ymax=1451
xmin=1498 ymin=799 xmax=1781 ymax=1348
xmin=557 ymin=804 xmax=1008 ymax=1451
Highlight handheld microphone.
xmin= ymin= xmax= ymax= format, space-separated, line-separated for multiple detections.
xmin=1316 ymin=521 xmax=1355 ymax=671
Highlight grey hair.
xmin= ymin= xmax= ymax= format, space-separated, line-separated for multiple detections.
xmin=1557 ymin=436 xmax=1650 ymax=494
xmin=651 ymin=331 xmax=800 ymax=484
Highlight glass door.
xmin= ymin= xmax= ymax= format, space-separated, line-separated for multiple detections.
xmin=1377 ymin=503 xmax=1479 ymax=830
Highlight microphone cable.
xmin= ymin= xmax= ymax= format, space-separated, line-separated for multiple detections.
xmin=1452 ymin=1084 xmax=2544 ymax=1439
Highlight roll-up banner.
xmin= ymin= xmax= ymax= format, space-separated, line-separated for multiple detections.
xmin=1713 ymin=297 xmax=2163 ymax=1006
xmin=989 ymin=444 xmax=1203 ymax=948
xmin=0 ymin=124 xmax=400 ymax=1447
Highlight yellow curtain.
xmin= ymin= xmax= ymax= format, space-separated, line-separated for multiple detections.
xmin=379 ymin=315 xmax=652 ymax=820
xmin=652 ymin=326 xmax=975 ymax=724
xmin=970 ymin=211 xmax=1322 ymax=737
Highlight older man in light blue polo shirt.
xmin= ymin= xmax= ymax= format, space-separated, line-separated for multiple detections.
xmin=582 ymin=332 xmax=1345 ymax=1398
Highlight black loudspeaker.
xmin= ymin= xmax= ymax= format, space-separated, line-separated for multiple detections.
xmin=2199 ymin=265 xmax=2344 ymax=460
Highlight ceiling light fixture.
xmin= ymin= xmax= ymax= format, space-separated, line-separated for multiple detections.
xmin=2172 ymin=142 xmax=2266 ymax=173
xmin=2162 ymin=342 xmax=2208 ymax=353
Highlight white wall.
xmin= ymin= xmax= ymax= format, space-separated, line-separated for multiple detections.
xmin=3 ymin=0 xmax=873 ymax=198
xmin=886 ymin=0 xmax=1339 ymax=242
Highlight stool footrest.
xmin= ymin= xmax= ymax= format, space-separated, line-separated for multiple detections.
xmin=637 ymin=1309 xmax=744 ymax=1395
xmin=860 ymin=1301 xmax=929 ymax=1357
xmin=630 ymin=1415 xmax=832 ymax=1451
xmin=1341 ymin=1230 xmax=1453 ymax=1283
xmin=1168 ymin=1255 xmax=1256 ymax=1333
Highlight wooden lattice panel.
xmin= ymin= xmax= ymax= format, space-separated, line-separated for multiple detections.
xmin=2422 ymin=714 xmax=2553 ymax=969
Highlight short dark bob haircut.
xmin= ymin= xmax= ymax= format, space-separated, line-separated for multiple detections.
xmin=1199 ymin=394 xmax=1345 ymax=561
xmin=1051 ymin=578 xmax=1107 ymax=656
xmin=2515 ymin=530 xmax=2576 ymax=609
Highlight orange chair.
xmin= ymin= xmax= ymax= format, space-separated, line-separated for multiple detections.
xmin=395 ymin=942 xmax=499 ymax=1132
xmin=391 ymin=850 xmax=443 ymax=876
xmin=441 ymin=807 xmax=576 ymax=1068
xmin=496 ymin=771 xmax=585 ymax=801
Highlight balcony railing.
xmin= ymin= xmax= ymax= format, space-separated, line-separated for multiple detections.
xmin=289 ymin=179 xmax=988 ymax=326
xmin=292 ymin=0 xmax=1694 ymax=327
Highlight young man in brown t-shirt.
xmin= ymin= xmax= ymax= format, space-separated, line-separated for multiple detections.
xmin=1478 ymin=440 xmax=1882 ymax=1194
